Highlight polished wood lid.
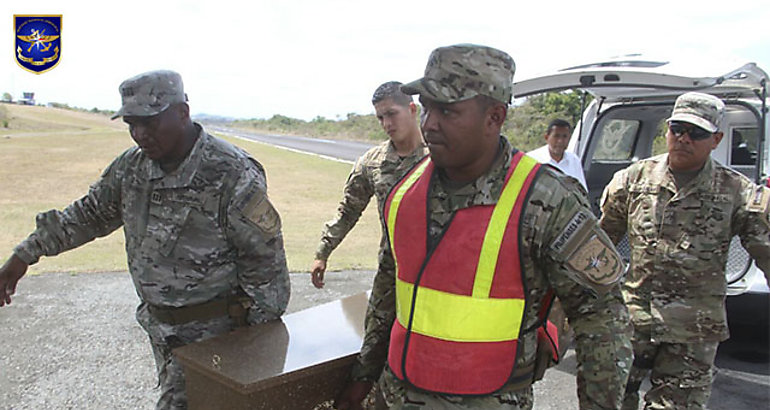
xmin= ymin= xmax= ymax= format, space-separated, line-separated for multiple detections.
xmin=174 ymin=291 xmax=368 ymax=395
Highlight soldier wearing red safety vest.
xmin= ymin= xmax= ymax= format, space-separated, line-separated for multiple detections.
xmin=335 ymin=44 xmax=633 ymax=410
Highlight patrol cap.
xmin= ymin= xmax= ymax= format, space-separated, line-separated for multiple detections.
xmin=666 ymin=92 xmax=725 ymax=133
xmin=401 ymin=44 xmax=515 ymax=104
xmin=111 ymin=70 xmax=188 ymax=120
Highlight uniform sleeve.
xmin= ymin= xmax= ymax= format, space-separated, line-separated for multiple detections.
xmin=599 ymin=169 xmax=630 ymax=246
xmin=13 ymin=157 xmax=125 ymax=265
xmin=349 ymin=240 xmax=396 ymax=382
xmin=315 ymin=155 xmax=375 ymax=261
xmin=734 ymin=184 xmax=770 ymax=284
xmin=226 ymin=161 xmax=290 ymax=323
xmin=534 ymin=174 xmax=633 ymax=409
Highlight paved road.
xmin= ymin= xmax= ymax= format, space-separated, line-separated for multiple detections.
xmin=208 ymin=125 xmax=376 ymax=163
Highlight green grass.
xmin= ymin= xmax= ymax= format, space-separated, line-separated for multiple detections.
xmin=0 ymin=104 xmax=380 ymax=274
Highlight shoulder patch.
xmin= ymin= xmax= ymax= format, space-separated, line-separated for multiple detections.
xmin=747 ymin=185 xmax=770 ymax=229
xmin=551 ymin=210 xmax=592 ymax=255
xmin=242 ymin=194 xmax=281 ymax=236
xmin=748 ymin=186 xmax=770 ymax=213
xmin=565 ymin=234 xmax=623 ymax=286
xmin=550 ymin=209 xmax=624 ymax=291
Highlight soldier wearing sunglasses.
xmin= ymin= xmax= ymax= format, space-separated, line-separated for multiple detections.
xmin=599 ymin=92 xmax=770 ymax=410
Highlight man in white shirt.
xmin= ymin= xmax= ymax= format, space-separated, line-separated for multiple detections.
xmin=528 ymin=119 xmax=588 ymax=191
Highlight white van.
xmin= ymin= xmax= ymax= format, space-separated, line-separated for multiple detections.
xmin=513 ymin=56 xmax=769 ymax=301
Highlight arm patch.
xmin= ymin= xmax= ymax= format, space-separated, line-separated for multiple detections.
xmin=747 ymin=186 xmax=770 ymax=229
xmin=550 ymin=209 xmax=623 ymax=291
xmin=551 ymin=210 xmax=592 ymax=255
xmin=242 ymin=194 xmax=281 ymax=237
xmin=565 ymin=234 xmax=623 ymax=286
xmin=748 ymin=186 xmax=770 ymax=212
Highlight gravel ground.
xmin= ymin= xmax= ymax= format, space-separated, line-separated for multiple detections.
xmin=2 ymin=271 xmax=767 ymax=409
xmin=1 ymin=270 xmax=376 ymax=410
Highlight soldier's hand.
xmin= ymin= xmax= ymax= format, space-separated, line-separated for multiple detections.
xmin=334 ymin=380 xmax=373 ymax=410
xmin=0 ymin=254 xmax=29 ymax=306
xmin=311 ymin=259 xmax=327 ymax=289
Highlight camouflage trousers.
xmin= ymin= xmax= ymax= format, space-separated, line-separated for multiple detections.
xmin=378 ymin=367 xmax=534 ymax=409
xmin=136 ymin=302 xmax=235 ymax=410
xmin=622 ymin=327 xmax=718 ymax=410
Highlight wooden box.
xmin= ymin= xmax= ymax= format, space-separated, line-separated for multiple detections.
xmin=174 ymin=292 xmax=368 ymax=410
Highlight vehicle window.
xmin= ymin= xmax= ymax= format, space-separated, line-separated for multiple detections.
xmin=730 ymin=127 xmax=758 ymax=166
xmin=593 ymin=119 xmax=640 ymax=160
xmin=652 ymin=120 xmax=668 ymax=156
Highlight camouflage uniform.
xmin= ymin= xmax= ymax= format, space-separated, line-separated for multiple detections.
xmin=351 ymin=137 xmax=634 ymax=409
xmin=315 ymin=140 xmax=427 ymax=267
xmin=600 ymin=153 xmax=770 ymax=410
xmin=13 ymin=71 xmax=289 ymax=410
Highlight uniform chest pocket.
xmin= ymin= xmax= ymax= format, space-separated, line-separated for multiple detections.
xmin=146 ymin=191 xmax=202 ymax=257
xmin=698 ymin=194 xmax=733 ymax=226
xmin=674 ymin=194 xmax=733 ymax=235
xmin=370 ymin=167 xmax=387 ymax=198
xmin=668 ymin=194 xmax=733 ymax=260
xmin=627 ymin=186 xmax=662 ymax=240
xmin=628 ymin=184 xmax=660 ymax=205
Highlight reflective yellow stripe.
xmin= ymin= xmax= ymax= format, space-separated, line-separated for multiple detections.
xmin=387 ymin=160 xmax=430 ymax=272
xmin=397 ymin=278 xmax=525 ymax=342
xmin=390 ymin=154 xmax=538 ymax=343
xmin=472 ymin=155 xmax=539 ymax=298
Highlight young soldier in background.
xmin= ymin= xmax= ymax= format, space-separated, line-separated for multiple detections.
xmin=310 ymin=81 xmax=426 ymax=288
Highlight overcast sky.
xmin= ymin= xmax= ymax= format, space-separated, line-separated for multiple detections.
xmin=3 ymin=0 xmax=769 ymax=121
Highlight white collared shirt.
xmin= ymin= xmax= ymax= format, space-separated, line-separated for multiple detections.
xmin=527 ymin=145 xmax=588 ymax=190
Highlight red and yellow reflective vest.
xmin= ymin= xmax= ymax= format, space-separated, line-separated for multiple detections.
xmin=383 ymin=150 xmax=542 ymax=395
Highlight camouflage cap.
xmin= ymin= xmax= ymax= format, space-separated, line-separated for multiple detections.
xmin=401 ymin=44 xmax=515 ymax=104
xmin=111 ymin=70 xmax=187 ymax=120
xmin=667 ymin=92 xmax=725 ymax=133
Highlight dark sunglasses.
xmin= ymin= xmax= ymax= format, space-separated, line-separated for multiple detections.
xmin=668 ymin=121 xmax=713 ymax=141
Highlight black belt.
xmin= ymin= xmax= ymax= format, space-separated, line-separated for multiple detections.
xmin=147 ymin=298 xmax=230 ymax=325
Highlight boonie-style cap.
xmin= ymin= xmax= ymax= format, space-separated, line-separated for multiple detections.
xmin=111 ymin=70 xmax=187 ymax=120
xmin=667 ymin=91 xmax=725 ymax=133
xmin=401 ymin=44 xmax=515 ymax=104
